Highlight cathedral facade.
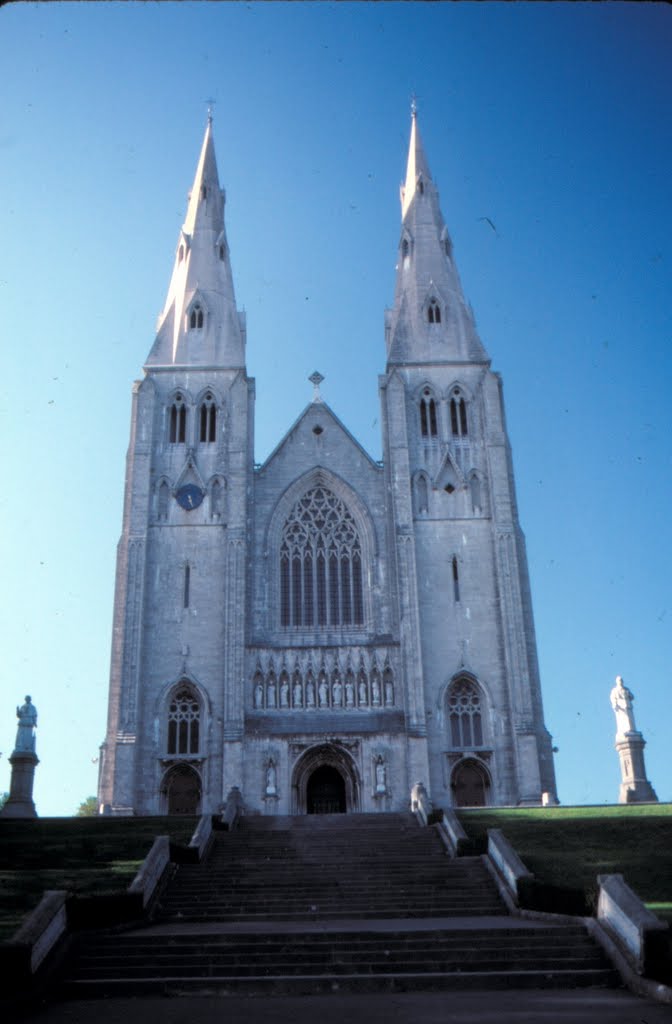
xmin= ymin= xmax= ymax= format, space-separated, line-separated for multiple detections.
xmin=98 ymin=112 xmax=558 ymax=816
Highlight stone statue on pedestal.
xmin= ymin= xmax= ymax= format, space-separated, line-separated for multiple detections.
xmin=610 ymin=675 xmax=658 ymax=804
xmin=610 ymin=676 xmax=636 ymax=735
xmin=1 ymin=695 xmax=39 ymax=818
xmin=15 ymin=696 xmax=38 ymax=752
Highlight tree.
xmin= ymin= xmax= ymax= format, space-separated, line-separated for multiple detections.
xmin=75 ymin=796 xmax=98 ymax=817
xmin=0 ymin=792 xmax=8 ymax=811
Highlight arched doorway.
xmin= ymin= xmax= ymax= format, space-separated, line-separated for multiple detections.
xmin=452 ymin=759 xmax=490 ymax=807
xmin=163 ymin=764 xmax=201 ymax=814
xmin=292 ymin=743 xmax=360 ymax=814
xmin=307 ymin=765 xmax=346 ymax=814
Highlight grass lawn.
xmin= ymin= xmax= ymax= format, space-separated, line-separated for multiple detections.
xmin=0 ymin=816 xmax=197 ymax=942
xmin=457 ymin=803 xmax=672 ymax=915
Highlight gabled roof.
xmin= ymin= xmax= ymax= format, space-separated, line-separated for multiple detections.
xmin=257 ymin=399 xmax=382 ymax=473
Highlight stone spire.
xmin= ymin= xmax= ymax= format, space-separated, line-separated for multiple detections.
xmin=386 ymin=106 xmax=488 ymax=366
xmin=146 ymin=115 xmax=246 ymax=368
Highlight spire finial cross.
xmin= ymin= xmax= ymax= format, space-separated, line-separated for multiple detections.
xmin=206 ymin=98 xmax=216 ymax=124
xmin=309 ymin=371 xmax=324 ymax=402
xmin=411 ymin=94 xmax=418 ymax=118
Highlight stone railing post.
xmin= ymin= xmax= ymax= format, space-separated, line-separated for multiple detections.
xmin=221 ymin=786 xmax=243 ymax=830
xmin=410 ymin=781 xmax=432 ymax=826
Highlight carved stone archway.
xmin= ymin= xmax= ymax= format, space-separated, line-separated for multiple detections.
xmin=292 ymin=743 xmax=360 ymax=814
xmin=161 ymin=763 xmax=202 ymax=815
xmin=451 ymin=757 xmax=491 ymax=808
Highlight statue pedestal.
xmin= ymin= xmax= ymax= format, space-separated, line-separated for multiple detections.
xmin=615 ymin=732 xmax=657 ymax=804
xmin=1 ymin=750 xmax=39 ymax=818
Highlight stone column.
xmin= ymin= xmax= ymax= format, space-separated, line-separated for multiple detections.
xmin=1 ymin=750 xmax=39 ymax=817
xmin=615 ymin=734 xmax=657 ymax=804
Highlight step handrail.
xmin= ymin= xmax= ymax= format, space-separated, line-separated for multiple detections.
xmin=410 ymin=781 xmax=432 ymax=826
xmin=221 ymin=786 xmax=243 ymax=831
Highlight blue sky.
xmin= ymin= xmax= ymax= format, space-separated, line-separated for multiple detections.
xmin=1 ymin=3 xmax=670 ymax=814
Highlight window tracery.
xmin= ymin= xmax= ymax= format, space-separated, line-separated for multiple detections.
xmin=169 ymin=394 xmax=187 ymax=444
xmin=199 ymin=392 xmax=217 ymax=443
xmin=189 ymin=304 xmax=204 ymax=330
xmin=450 ymin=388 xmax=468 ymax=437
xmin=279 ymin=486 xmax=364 ymax=629
xmin=167 ymin=685 xmax=200 ymax=756
xmin=427 ymin=298 xmax=441 ymax=324
xmin=448 ymin=678 xmax=483 ymax=747
xmin=419 ymin=388 xmax=438 ymax=438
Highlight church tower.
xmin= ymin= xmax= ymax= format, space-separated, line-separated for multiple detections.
xmin=380 ymin=107 xmax=557 ymax=806
xmin=99 ymin=115 xmax=253 ymax=814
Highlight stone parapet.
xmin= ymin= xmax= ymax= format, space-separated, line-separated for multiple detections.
xmin=128 ymin=836 xmax=171 ymax=910
xmin=8 ymin=890 xmax=68 ymax=976
xmin=487 ymin=828 xmax=534 ymax=903
xmin=436 ymin=808 xmax=470 ymax=856
xmin=597 ymin=873 xmax=669 ymax=976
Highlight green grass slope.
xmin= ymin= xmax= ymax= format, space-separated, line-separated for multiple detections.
xmin=0 ymin=816 xmax=197 ymax=942
xmin=457 ymin=804 xmax=672 ymax=922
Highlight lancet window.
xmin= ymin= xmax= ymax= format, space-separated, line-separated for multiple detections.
xmin=167 ymin=685 xmax=200 ymax=756
xmin=450 ymin=388 xmax=468 ymax=437
xmin=189 ymin=304 xmax=204 ymax=330
xmin=448 ymin=678 xmax=483 ymax=748
xmin=452 ymin=556 xmax=460 ymax=602
xmin=427 ymin=298 xmax=441 ymax=324
xmin=419 ymin=388 xmax=438 ymax=438
xmin=279 ymin=486 xmax=364 ymax=629
xmin=199 ymin=392 xmax=217 ymax=443
xmin=169 ymin=394 xmax=187 ymax=444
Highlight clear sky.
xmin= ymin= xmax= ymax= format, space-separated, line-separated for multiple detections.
xmin=1 ymin=3 xmax=670 ymax=815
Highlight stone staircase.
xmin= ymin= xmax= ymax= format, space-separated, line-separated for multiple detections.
xmin=157 ymin=812 xmax=504 ymax=921
xmin=60 ymin=812 xmax=620 ymax=996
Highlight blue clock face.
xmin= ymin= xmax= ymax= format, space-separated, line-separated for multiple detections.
xmin=176 ymin=484 xmax=204 ymax=511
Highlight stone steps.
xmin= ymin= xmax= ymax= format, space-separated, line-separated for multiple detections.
xmin=59 ymin=812 xmax=620 ymax=996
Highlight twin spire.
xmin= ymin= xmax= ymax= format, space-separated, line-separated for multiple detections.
xmin=146 ymin=107 xmax=487 ymax=370
xmin=387 ymin=105 xmax=488 ymax=366
xmin=146 ymin=116 xmax=245 ymax=368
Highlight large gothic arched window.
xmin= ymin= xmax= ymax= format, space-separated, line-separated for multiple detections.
xmin=280 ymin=486 xmax=364 ymax=629
xmin=167 ymin=685 xmax=201 ymax=756
xmin=447 ymin=677 xmax=484 ymax=747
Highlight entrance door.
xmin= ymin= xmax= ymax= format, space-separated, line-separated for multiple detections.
xmin=306 ymin=765 xmax=346 ymax=814
xmin=453 ymin=760 xmax=488 ymax=807
xmin=166 ymin=765 xmax=201 ymax=814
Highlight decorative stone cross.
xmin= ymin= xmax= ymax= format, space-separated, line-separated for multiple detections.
xmin=309 ymin=371 xmax=324 ymax=403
